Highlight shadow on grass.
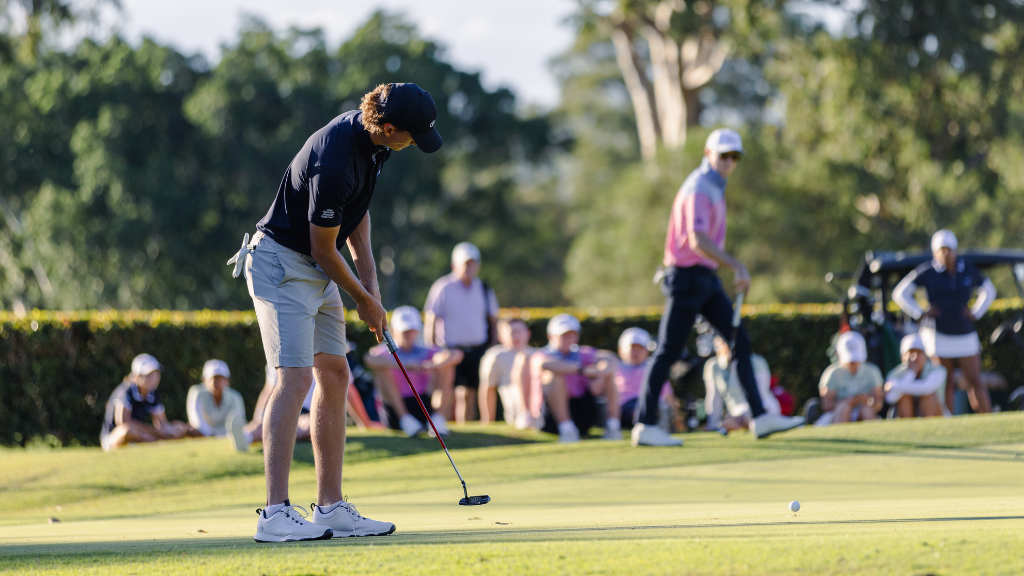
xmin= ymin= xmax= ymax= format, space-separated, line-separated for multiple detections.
xmin=4 ymin=514 xmax=1023 ymax=560
xmin=292 ymin=429 xmax=545 ymax=466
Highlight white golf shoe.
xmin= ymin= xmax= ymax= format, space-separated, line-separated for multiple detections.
xmin=557 ymin=421 xmax=580 ymax=443
xmin=602 ymin=419 xmax=622 ymax=441
xmin=750 ymin=413 xmax=805 ymax=439
xmin=399 ymin=413 xmax=423 ymax=437
xmin=311 ymin=501 xmax=396 ymax=538
xmin=631 ymin=423 xmax=683 ymax=447
xmin=253 ymin=501 xmax=332 ymax=543
xmin=426 ymin=413 xmax=450 ymax=437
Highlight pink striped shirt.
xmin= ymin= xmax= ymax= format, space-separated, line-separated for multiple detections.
xmin=664 ymin=158 xmax=728 ymax=269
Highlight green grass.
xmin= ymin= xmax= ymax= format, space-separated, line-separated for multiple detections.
xmin=2 ymin=414 xmax=1024 ymax=574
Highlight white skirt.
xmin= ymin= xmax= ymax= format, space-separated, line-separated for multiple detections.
xmin=919 ymin=326 xmax=981 ymax=358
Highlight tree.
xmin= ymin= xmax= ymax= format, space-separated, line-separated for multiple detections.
xmin=576 ymin=0 xmax=782 ymax=159
xmin=0 ymin=9 xmax=570 ymax=311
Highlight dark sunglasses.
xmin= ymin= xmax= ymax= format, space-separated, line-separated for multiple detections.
xmin=719 ymin=152 xmax=742 ymax=162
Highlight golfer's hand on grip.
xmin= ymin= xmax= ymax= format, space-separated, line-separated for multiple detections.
xmin=356 ymin=292 xmax=387 ymax=342
xmin=732 ymin=263 xmax=751 ymax=295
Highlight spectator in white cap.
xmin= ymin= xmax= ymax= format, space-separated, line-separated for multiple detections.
xmin=815 ymin=332 xmax=884 ymax=426
xmin=99 ymin=353 xmax=198 ymax=451
xmin=893 ymin=229 xmax=996 ymax=414
xmin=614 ymin=327 xmax=677 ymax=431
xmin=365 ymin=306 xmax=463 ymax=437
xmin=703 ymin=335 xmax=780 ymax=434
xmin=186 ymin=359 xmax=250 ymax=452
xmin=424 ymin=242 xmax=499 ymax=424
xmin=883 ymin=334 xmax=947 ymax=418
xmin=479 ymin=318 xmax=535 ymax=428
xmin=530 ymin=313 xmax=620 ymax=442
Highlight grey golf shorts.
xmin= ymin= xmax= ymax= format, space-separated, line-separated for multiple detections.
xmin=245 ymin=233 xmax=347 ymax=367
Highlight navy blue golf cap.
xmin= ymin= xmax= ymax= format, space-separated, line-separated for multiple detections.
xmin=384 ymin=83 xmax=442 ymax=153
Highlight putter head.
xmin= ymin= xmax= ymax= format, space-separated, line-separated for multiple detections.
xmin=459 ymin=495 xmax=491 ymax=506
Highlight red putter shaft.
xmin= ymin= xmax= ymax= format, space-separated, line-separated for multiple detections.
xmin=382 ymin=329 xmax=472 ymax=499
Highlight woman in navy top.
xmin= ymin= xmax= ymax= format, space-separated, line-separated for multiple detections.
xmin=893 ymin=230 xmax=997 ymax=413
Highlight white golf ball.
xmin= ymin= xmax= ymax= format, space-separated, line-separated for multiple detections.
xmin=789 ymin=501 xmax=800 ymax=512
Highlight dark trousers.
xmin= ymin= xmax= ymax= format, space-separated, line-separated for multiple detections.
xmin=638 ymin=266 xmax=765 ymax=425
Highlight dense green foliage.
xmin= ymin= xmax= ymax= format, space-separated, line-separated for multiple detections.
xmin=0 ymin=8 xmax=569 ymax=312
xmin=4 ymin=303 xmax=1022 ymax=446
xmin=560 ymin=0 xmax=1024 ymax=305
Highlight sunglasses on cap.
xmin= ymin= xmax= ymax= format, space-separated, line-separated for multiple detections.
xmin=719 ymin=152 xmax=742 ymax=161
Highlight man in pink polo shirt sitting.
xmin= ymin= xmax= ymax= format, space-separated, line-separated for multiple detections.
xmin=365 ymin=306 xmax=463 ymax=437
xmin=633 ymin=129 xmax=804 ymax=446
xmin=532 ymin=314 xmax=621 ymax=443
xmin=615 ymin=327 xmax=676 ymax=431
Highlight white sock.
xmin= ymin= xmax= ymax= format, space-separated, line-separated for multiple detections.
xmin=317 ymin=500 xmax=344 ymax=513
xmin=606 ymin=417 xmax=621 ymax=432
xmin=558 ymin=420 xmax=577 ymax=435
xmin=244 ymin=430 xmax=253 ymax=443
xmin=264 ymin=502 xmax=286 ymax=516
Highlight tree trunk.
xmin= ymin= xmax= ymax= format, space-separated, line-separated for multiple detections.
xmin=611 ymin=26 xmax=660 ymax=160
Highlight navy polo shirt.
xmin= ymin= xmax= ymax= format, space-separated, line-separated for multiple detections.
xmin=101 ymin=382 xmax=165 ymax=435
xmin=256 ymin=111 xmax=391 ymax=256
xmin=904 ymin=258 xmax=987 ymax=335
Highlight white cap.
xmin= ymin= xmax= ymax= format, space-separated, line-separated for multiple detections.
xmin=618 ymin=327 xmax=651 ymax=349
xmin=131 ymin=353 xmax=162 ymax=376
xmin=451 ymin=242 xmax=481 ymax=265
xmin=900 ymin=333 xmax=925 ymax=356
xmin=931 ymin=229 xmax=958 ymax=252
xmin=547 ymin=313 xmax=581 ymax=336
xmin=390 ymin=306 xmax=423 ymax=333
xmin=202 ymin=359 xmax=230 ymax=381
xmin=705 ymin=128 xmax=745 ymax=154
xmin=836 ymin=331 xmax=867 ymax=364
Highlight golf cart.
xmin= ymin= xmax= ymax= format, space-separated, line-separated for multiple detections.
xmin=805 ymin=248 xmax=1024 ymax=421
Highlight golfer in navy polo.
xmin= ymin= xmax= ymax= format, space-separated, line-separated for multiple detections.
xmin=228 ymin=83 xmax=442 ymax=542
xmin=632 ymin=129 xmax=805 ymax=446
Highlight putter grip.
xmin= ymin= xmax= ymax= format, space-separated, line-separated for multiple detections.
xmin=732 ymin=293 xmax=744 ymax=328
xmin=383 ymin=329 xmax=398 ymax=354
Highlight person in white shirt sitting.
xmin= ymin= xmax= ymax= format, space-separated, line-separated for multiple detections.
xmin=187 ymin=359 xmax=250 ymax=452
xmin=884 ymin=334 xmax=947 ymax=418
xmin=703 ymin=335 xmax=780 ymax=433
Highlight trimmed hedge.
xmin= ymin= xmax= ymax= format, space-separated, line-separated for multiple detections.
xmin=2 ymin=302 xmax=1022 ymax=446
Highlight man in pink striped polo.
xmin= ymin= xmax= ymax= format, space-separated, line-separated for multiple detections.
xmin=632 ymin=129 xmax=804 ymax=446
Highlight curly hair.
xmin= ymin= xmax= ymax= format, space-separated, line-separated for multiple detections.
xmin=359 ymin=83 xmax=393 ymax=135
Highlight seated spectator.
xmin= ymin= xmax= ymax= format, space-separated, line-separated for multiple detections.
xmin=245 ymin=361 xmax=379 ymax=443
xmin=815 ymin=332 xmax=884 ymax=426
xmin=479 ymin=319 xmax=534 ymax=428
xmin=884 ymin=334 xmax=947 ymax=418
xmin=532 ymin=313 xmax=620 ymax=443
xmin=615 ymin=327 xmax=675 ymax=431
xmin=100 ymin=354 xmax=199 ymax=451
xmin=246 ymin=365 xmax=315 ymax=443
xmin=704 ymin=335 xmax=781 ymax=433
xmin=365 ymin=306 xmax=463 ymax=437
xmin=186 ymin=359 xmax=249 ymax=452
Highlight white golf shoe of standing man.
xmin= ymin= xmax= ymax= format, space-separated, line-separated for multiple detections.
xmin=632 ymin=128 xmax=804 ymax=446
xmin=228 ymin=83 xmax=442 ymax=543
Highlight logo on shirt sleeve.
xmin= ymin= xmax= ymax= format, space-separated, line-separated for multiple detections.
xmin=321 ymin=209 xmax=335 ymax=219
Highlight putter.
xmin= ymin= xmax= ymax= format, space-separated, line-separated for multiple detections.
xmin=729 ymin=292 xmax=744 ymax=352
xmin=382 ymin=329 xmax=490 ymax=506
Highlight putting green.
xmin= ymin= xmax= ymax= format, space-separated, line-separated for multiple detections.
xmin=2 ymin=415 xmax=1024 ymax=574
